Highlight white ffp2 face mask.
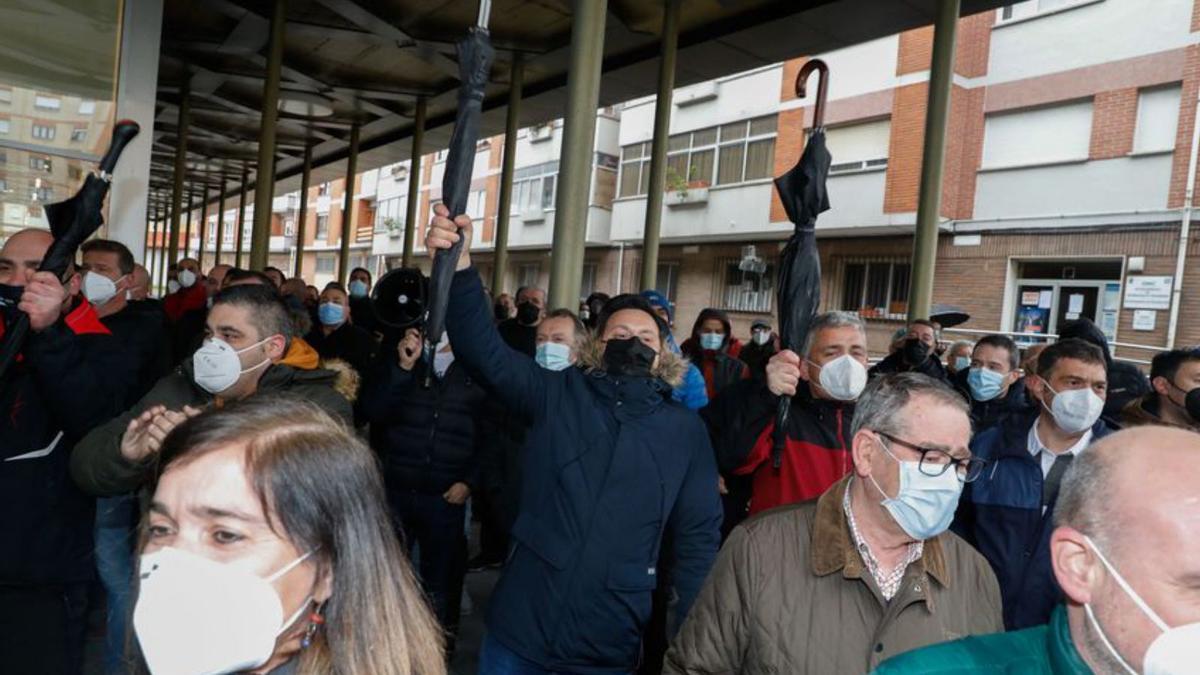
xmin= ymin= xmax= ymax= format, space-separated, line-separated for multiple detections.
xmin=811 ymin=354 xmax=868 ymax=401
xmin=1042 ymin=381 xmax=1104 ymax=434
xmin=178 ymin=269 xmax=198 ymax=288
xmin=192 ymin=337 xmax=273 ymax=394
xmin=134 ymin=546 xmax=313 ymax=675
xmin=83 ymin=272 xmax=123 ymax=306
xmin=1083 ymin=535 xmax=1200 ymax=675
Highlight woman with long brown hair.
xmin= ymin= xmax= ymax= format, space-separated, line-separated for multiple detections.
xmin=131 ymin=396 xmax=445 ymax=675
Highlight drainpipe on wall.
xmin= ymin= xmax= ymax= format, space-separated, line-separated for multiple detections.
xmin=615 ymin=241 xmax=625 ymax=294
xmin=1167 ymin=86 xmax=1200 ymax=349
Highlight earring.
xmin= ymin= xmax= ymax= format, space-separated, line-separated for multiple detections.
xmin=301 ymin=607 xmax=325 ymax=649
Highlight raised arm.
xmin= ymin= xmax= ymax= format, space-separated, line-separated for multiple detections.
xmin=427 ymin=205 xmax=546 ymax=420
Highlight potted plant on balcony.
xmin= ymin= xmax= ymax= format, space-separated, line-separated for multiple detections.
xmin=665 ymin=166 xmax=710 ymax=207
xmin=384 ymin=217 xmax=403 ymax=239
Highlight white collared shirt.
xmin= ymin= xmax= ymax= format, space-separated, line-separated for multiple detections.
xmin=1027 ymin=421 xmax=1093 ymax=478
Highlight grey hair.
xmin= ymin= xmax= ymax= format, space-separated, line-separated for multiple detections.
xmin=801 ymin=311 xmax=867 ymax=356
xmin=1054 ymin=444 xmax=1114 ymax=545
xmin=850 ymin=372 xmax=970 ymax=438
xmin=948 ymin=340 xmax=974 ymax=355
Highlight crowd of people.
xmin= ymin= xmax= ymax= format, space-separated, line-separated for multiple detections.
xmin=1 ymin=203 xmax=1198 ymax=675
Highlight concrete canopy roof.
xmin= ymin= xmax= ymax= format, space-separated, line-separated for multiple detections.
xmin=147 ymin=0 xmax=1010 ymax=210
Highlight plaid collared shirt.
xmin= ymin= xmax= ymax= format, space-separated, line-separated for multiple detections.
xmin=843 ymin=477 xmax=923 ymax=602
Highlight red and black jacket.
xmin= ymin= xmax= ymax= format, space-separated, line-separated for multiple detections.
xmin=703 ymin=379 xmax=855 ymax=515
xmin=1 ymin=300 xmax=137 ymax=586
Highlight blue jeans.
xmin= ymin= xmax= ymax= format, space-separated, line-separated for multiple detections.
xmin=478 ymin=635 xmax=633 ymax=675
xmin=95 ymin=494 xmax=137 ymax=674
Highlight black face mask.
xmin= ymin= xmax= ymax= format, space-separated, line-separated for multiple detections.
xmin=1181 ymin=386 xmax=1200 ymax=423
xmin=603 ymin=337 xmax=657 ymax=379
xmin=0 ymin=283 xmax=23 ymax=329
xmin=517 ymin=301 xmax=540 ymax=325
xmin=902 ymin=338 xmax=929 ymax=366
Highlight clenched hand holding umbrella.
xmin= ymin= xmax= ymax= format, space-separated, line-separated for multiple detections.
xmin=771 ymin=60 xmax=831 ymax=468
xmin=421 ymin=0 xmax=495 ymax=388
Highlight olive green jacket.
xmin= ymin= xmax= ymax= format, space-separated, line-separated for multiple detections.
xmin=663 ymin=476 xmax=1003 ymax=674
xmin=873 ymin=605 xmax=1092 ymax=674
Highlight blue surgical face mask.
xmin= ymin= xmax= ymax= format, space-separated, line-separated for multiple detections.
xmin=699 ymin=332 xmax=724 ymax=351
xmin=318 ymin=302 xmax=345 ymax=326
xmin=536 ymin=341 xmax=573 ymax=371
xmin=953 ymin=355 xmax=971 ymax=372
xmin=967 ymin=366 xmax=1007 ymax=401
xmin=868 ymin=437 xmax=963 ymax=541
xmin=348 ymin=280 xmax=369 ymax=298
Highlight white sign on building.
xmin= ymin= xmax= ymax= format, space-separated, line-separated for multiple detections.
xmin=1123 ymin=276 xmax=1173 ymax=310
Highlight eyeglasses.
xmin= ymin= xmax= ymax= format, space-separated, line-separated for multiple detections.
xmin=877 ymin=432 xmax=987 ymax=483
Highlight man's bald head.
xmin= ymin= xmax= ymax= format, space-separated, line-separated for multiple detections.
xmin=0 ymin=228 xmax=72 ymax=286
xmin=206 ymin=264 xmax=232 ymax=297
xmin=1056 ymin=427 xmax=1200 ymax=551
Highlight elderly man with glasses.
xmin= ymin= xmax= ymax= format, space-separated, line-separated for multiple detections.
xmin=664 ymin=373 xmax=1001 ymax=675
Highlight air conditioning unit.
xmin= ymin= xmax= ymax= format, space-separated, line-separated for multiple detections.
xmin=529 ymin=124 xmax=553 ymax=143
xmin=390 ymin=165 xmax=409 ymax=182
xmin=739 ymin=245 xmax=766 ymax=275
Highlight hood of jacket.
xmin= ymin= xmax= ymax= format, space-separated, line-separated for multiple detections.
xmin=578 ymin=338 xmax=689 ymax=389
xmin=1057 ymin=318 xmax=1113 ymax=367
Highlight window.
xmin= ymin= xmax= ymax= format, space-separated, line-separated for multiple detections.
xmin=317 ymin=182 xmax=330 ymax=197
xmin=580 ymin=262 xmax=598 ymax=300
xmin=33 ymin=184 xmax=52 ymax=201
xmin=315 ymin=214 xmax=329 ymax=239
xmin=466 ymin=189 xmax=486 ymax=220
xmin=716 ymin=257 xmax=775 ymax=313
xmin=0 ymin=119 xmax=8 ymax=135
xmin=70 ymin=127 xmax=86 ymax=142
xmin=981 ymin=100 xmax=1092 ymax=168
xmin=999 ymin=0 xmax=1093 ymax=22
xmin=825 ymin=119 xmax=891 ymax=174
xmin=618 ymin=142 xmax=651 ymax=197
xmin=284 ymin=218 xmax=295 ymax=237
xmin=32 ymin=124 xmax=55 ymax=140
xmin=34 ymin=95 xmax=60 ymax=110
xmin=29 ymin=156 xmax=51 ymax=172
xmin=716 ymin=116 xmax=778 ymax=185
xmin=316 ymin=255 xmax=336 ymax=274
xmin=518 ymin=263 xmax=540 ymax=289
xmin=78 ymin=100 xmax=95 ymax=115
xmin=0 ymin=179 xmax=7 ymax=192
xmin=666 ymin=126 xmax=719 ymax=188
xmin=513 ymin=161 xmax=559 ymax=215
xmin=838 ymin=258 xmax=911 ymax=320
xmin=67 ymin=165 xmax=82 ymax=181
xmin=654 ymin=262 xmax=680 ymax=303
xmin=1133 ymin=85 xmax=1182 ymax=154
xmin=374 ymin=196 xmax=406 ymax=231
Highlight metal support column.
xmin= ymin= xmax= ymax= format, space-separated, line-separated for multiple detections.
xmin=639 ymin=0 xmax=681 ymax=293
xmin=402 ymin=97 xmax=426 ymax=268
xmin=183 ymin=189 xmax=194 ymax=260
xmin=215 ymin=177 xmax=227 ymax=265
xmin=168 ymin=78 xmax=189 ymax=265
xmin=158 ymin=202 xmax=170 ymax=289
xmin=249 ymin=0 xmax=286 ymax=271
xmin=548 ymin=0 xmax=608 ymax=309
xmin=236 ymin=162 xmax=249 ymax=268
xmin=492 ymin=54 xmax=524 ymax=295
xmin=338 ymin=123 xmax=361 ymax=284
xmin=293 ymin=144 xmax=312 ymax=278
xmin=907 ymin=0 xmax=959 ymax=321
xmin=198 ymin=183 xmax=209 ymax=269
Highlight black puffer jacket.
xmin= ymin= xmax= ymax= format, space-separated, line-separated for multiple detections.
xmin=361 ymin=356 xmax=486 ymax=494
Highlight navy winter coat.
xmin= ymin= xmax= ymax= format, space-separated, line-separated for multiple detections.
xmin=952 ymin=411 xmax=1112 ymax=630
xmin=446 ymin=268 xmax=722 ymax=674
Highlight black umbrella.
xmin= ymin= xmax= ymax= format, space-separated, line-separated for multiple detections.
xmin=0 ymin=120 xmax=140 ymax=381
xmin=421 ymin=0 xmax=495 ymax=388
xmin=771 ymin=60 xmax=831 ymax=468
xmin=930 ymin=304 xmax=970 ymax=329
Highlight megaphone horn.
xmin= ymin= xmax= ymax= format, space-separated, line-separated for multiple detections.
xmin=371 ymin=267 xmax=428 ymax=329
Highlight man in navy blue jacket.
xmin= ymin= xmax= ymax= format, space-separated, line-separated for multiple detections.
xmin=952 ymin=338 xmax=1113 ymax=630
xmin=428 ymin=205 xmax=722 ymax=675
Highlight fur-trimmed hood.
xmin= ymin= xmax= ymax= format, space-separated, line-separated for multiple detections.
xmin=319 ymin=357 xmax=360 ymax=403
xmin=577 ymin=339 xmax=690 ymax=389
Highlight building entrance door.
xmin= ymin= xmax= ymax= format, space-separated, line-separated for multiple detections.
xmin=1010 ymin=260 xmax=1123 ymax=345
